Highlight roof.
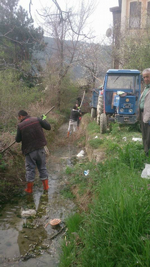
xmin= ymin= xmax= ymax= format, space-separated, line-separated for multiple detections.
xmin=110 ymin=0 xmax=121 ymax=13
xmin=107 ymin=69 xmax=141 ymax=74
xmin=110 ymin=6 xmax=121 ymax=13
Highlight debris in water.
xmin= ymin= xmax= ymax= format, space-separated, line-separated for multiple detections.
xmin=45 ymin=218 xmax=61 ymax=228
xmin=76 ymin=150 xmax=84 ymax=157
xmin=50 ymin=218 xmax=61 ymax=226
xmin=21 ymin=209 xmax=36 ymax=218
xmin=141 ymin=164 xmax=150 ymax=179
xmin=132 ymin=137 xmax=142 ymax=142
xmin=84 ymin=170 xmax=89 ymax=176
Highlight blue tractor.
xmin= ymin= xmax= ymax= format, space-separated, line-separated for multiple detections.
xmin=97 ymin=69 xmax=141 ymax=133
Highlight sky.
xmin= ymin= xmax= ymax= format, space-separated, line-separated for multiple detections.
xmin=19 ymin=0 xmax=119 ymax=41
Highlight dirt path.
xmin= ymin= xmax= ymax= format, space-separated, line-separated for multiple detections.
xmin=0 ymin=123 xmax=84 ymax=267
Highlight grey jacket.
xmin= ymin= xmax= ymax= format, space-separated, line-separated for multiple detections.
xmin=139 ymin=89 xmax=150 ymax=123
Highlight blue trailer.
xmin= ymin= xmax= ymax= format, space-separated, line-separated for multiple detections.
xmin=97 ymin=69 xmax=141 ymax=133
xmin=91 ymin=86 xmax=103 ymax=118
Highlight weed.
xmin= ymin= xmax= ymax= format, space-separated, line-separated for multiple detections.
xmin=60 ymin=186 xmax=75 ymax=199
xmin=59 ymin=120 xmax=150 ymax=267
xmin=0 ymin=154 xmax=7 ymax=170
xmin=65 ymin=166 xmax=73 ymax=175
xmin=87 ymin=121 xmax=100 ymax=134
xmin=88 ymin=138 xmax=103 ymax=149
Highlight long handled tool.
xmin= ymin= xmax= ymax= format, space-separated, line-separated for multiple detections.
xmin=1 ymin=106 xmax=55 ymax=154
xmin=79 ymin=90 xmax=86 ymax=109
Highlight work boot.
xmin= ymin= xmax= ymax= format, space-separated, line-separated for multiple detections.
xmin=67 ymin=131 xmax=70 ymax=137
xmin=24 ymin=182 xmax=33 ymax=193
xmin=42 ymin=179 xmax=49 ymax=190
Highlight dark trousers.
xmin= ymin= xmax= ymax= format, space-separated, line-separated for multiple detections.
xmin=140 ymin=111 xmax=150 ymax=155
xmin=25 ymin=148 xmax=48 ymax=182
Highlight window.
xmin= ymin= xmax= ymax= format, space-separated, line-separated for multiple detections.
xmin=106 ymin=75 xmax=139 ymax=91
xmin=129 ymin=1 xmax=141 ymax=28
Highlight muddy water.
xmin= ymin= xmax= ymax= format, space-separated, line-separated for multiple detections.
xmin=0 ymin=123 xmax=84 ymax=267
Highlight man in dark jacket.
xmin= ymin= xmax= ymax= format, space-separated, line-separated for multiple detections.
xmin=15 ymin=110 xmax=51 ymax=193
xmin=67 ymin=105 xmax=81 ymax=137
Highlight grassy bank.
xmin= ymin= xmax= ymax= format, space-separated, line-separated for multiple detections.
xmin=59 ymin=118 xmax=150 ymax=267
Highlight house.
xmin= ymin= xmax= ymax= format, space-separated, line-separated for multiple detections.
xmin=110 ymin=0 xmax=150 ymax=68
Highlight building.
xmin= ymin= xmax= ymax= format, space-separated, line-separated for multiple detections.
xmin=110 ymin=0 xmax=150 ymax=68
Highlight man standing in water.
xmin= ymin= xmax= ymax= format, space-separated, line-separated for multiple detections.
xmin=15 ymin=110 xmax=51 ymax=193
xmin=139 ymin=68 xmax=150 ymax=156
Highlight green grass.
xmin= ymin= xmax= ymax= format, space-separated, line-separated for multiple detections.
xmin=87 ymin=121 xmax=100 ymax=134
xmin=59 ymin=122 xmax=150 ymax=267
xmin=88 ymin=138 xmax=103 ymax=149
xmin=60 ymin=185 xmax=75 ymax=199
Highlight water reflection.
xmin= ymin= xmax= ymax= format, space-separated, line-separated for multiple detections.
xmin=18 ymin=192 xmax=48 ymax=258
xmin=0 ymin=190 xmax=49 ymax=264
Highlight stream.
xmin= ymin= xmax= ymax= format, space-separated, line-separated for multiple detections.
xmin=0 ymin=123 xmax=85 ymax=267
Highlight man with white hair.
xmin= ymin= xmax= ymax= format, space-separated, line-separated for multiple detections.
xmin=139 ymin=68 xmax=150 ymax=155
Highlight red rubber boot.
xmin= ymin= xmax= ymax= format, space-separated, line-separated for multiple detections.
xmin=24 ymin=182 xmax=33 ymax=193
xmin=42 ymin=179 xmax=49 ymax=190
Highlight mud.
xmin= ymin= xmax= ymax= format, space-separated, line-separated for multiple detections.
xmin=0 ymin=123 xmax=85 ymax=267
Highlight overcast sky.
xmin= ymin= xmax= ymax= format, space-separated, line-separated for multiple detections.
xmin=19 ymin=0 xmax=119 ymax=41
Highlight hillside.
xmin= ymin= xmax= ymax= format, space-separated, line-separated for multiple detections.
xmin=33 ymin=37 xmax=112 ymax=81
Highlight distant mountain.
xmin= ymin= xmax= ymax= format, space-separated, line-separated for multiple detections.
xmin=33 ymin=36 xmax=112 ymax=81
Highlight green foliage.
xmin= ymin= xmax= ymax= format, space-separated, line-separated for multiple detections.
xmin=60 ymin=76 xmax=80 ymax=111
xmin=0 ymin=0 xmax=45 ymax=83
xmin=60 ymin=186 xmax=75 ymax=199
xmin=88 ymin=138 xmax=103 ymax=149
xmin=65 ymin=166 xmax=73 ymax=175
xmin=44 ymin=68 xmax=80 ymax=113
xmin=0 ymin=154 xmax=7 ymax=170
xmin=110 ymin=122 xmax=121 ymax=136
xmin=87 ymin=121 xmax=100 ymax=134
xmin=59 ymin=213 xmax=83 ymax=267
xmin=119 ymin=29 xmax=150 ymax=70
xmin=65 ymin=213 xmax=83 ymax=235
xmin=0 ymin=69 xmax=42 ymax=130
xmin=59 ymin=121 xmax=150 ymax=267
xmin=116 ymin=142 xmax=146 ymax=170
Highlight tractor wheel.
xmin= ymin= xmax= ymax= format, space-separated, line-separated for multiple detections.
xmin=100 ymin=113 xmax=107 ymax=134
xmin=97 ymin=115 xmax=100 ymax=125
xmin=97 ymin=95 xmax=103 ymax=125
xmin=91 ymin=108 xmax=96 ymax=118
xmin=97 ymin=95 xmax=103 ymax=115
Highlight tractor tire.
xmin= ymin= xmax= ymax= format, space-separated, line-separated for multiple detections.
xmin=97 ymin=95 xmax=103 ymax=115
xmin=100 ymin=113 xmax=107 ymax=134
xmin=91 ymin=108 xmax=96 ymax=118
xmin=97 ymin=115 xmax=100 ymax=125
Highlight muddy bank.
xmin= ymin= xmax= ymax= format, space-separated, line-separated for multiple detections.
xmin=0 ymin=122 xmax=87 ymax=267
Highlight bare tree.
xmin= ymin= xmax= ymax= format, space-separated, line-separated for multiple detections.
xmin=76 ymin=41 xmax=112 ymax=88
xmin=36 ymin=0 xmax=98 ymax=109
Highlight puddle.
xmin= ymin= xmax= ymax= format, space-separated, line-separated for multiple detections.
xmin=0 ymin=123 xmax=85 ymax=266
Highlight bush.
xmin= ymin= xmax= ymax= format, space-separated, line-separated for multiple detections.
xmin=0 ymin=69 xmax=43 ymax=131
